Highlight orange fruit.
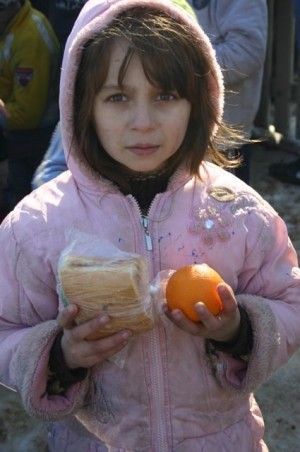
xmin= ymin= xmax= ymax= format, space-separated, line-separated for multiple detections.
xmin=165 ymin=264 xmax=224 ymax=321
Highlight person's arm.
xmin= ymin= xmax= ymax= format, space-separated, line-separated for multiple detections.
xmin=32 ymin=123 xmax=68 ymax=189
xmin=5 ymin=28 xmax=59 ymax=129
xmin=206 ymin=198 xmax=300 ymax=394
xmin=213 ymin=0 xmax=268 ymax=85
xmin=0 ymin=213 xmax=89 ymax=419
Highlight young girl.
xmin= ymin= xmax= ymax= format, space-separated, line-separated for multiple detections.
xmin=0 ymin=0 xmax=299 ymax=450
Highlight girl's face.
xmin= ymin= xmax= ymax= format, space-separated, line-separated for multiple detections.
xmin=93 ymin=39 xmax=191 ymax=173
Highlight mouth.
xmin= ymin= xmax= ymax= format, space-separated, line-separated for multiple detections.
xmin=126 ymin=144 xmax=160 ymax=156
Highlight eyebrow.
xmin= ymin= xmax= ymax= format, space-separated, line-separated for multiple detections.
xmin=100 ymin=84 xmax=166 ymax=93
xmin=101 ymin=84 xmax=124 ymax=91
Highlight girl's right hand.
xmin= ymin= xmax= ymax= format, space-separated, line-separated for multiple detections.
xmin=57 ymin=304 xmax=132 ymax=369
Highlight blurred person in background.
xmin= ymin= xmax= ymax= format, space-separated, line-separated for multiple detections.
xmin=31 ymin=122 xmax=67 ymax=189
xmin=269 ymin=0 xmax=300 ymax=186
xmin=0 ymin=0 xmax=60 ymax=211
xmin=47 ymin=1 xmax=87 ymax=55
xmin=190 ymin=0 xmax=268 ymax=184
xmin=31 ymin=1 xmax=87 ymax=58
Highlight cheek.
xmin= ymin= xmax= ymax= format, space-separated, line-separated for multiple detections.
xmin=172 ymin=110 xmax=190 ymax=143
xmin=95 ymin=126 xmax=116 ymax=153
xmin=93 ymin=113 xmax=119 ymax=147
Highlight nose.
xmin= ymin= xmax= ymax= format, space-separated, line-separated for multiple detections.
xmin=129 ymin=101 xmax=156 ymax=131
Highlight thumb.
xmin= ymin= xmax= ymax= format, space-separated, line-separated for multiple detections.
xmin=57 ymin=304 xmax=79 ymax=329
xmin=217 ymin=283 xmax=237 ymax=315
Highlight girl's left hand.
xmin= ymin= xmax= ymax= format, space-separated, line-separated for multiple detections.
xmin=163 ymin=283 xmax=241 ymax=343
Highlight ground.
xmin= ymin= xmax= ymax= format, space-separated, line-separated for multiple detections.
xmin=0 ymin=143 xmax=299 ymax=451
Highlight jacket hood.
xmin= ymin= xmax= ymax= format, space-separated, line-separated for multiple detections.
xmin=59 ymin=0 xmax=224 ymax=193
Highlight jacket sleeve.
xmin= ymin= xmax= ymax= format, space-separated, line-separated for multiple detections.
xmin=32 ymin=123 xmax=68 ymax=189
xmin=0 ymin=214 xmax=90 ymax=420
xmin=213 ymin=0 xmax=268 ymax=86
xmin=208 ymin=201 xmax=300 ymax=395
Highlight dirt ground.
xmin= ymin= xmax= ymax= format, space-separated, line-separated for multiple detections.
xmin=0 ymin=143 xmax=299 ymax=451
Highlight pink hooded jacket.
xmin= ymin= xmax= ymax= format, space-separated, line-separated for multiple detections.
xmin=0 ymin=1 xmax=299 ymax=451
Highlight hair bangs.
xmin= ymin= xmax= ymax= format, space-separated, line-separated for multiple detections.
xmin=114 ymin=11 xmax=199 ymax=99
xmin=140 ymin=47 xmax=190 ymax=98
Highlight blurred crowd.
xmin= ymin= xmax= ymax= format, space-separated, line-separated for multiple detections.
xmin=0 ymin=0 xmax=86 ymax=221
xmin=0 ymin=0 xmax=299 ymax=224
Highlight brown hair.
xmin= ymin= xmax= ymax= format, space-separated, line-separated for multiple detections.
xmin=73 ymin=7 xmax=240 ymax=189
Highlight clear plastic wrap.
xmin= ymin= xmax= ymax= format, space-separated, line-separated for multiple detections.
xmin=149 ymin=269 xmax=175 ymax=315
xmin=57 ymin=230 xmax=155 ymax=341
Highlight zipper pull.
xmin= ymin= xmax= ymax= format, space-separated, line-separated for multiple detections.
xmin=141 ymin=216 xmax=153 ymax=251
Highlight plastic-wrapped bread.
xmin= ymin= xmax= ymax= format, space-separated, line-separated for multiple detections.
xmin=58 ymin=254 xmax=154 ymax=339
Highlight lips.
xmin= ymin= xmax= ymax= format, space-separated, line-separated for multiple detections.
xmin=126 ymin=144 xmax=159 ymax=156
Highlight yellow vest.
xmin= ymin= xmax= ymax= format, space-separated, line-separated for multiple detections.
xmin=0 ymin=0 xmax=60 ymax=130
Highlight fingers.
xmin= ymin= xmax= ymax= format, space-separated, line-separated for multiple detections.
xmin=83 ymin=330 xmax=131 ymax=355
xmin=217 ymin=283 xmax=238 ymax=314
xmin=84 ymin=330 xmax=132 ymax=359
xmin=194 ymin=302 xmax=221 ymax=331
xmin=58 ymin=306 xmax=134 ymax=369
xmin=57 ymin=304 xmax=79 ymax=329
xmin=61 ymin=322 xmax=132 ymax=369
xmin=57 ymin=306 xmax=111 ymax=340
xmin=82 ymin=342 xmax=128 ymax=368
xmin=63 ymin=329 xmax=132 ymax=369
xmin=163 ymin=300 xmax=220 ymax=332
xmin=70 ymin=313 xmax=110 ymax=341
xmin=163 ymin=283 xmax=240 ymax=341
xmin=162 ymin=303 xmax=204 ymax=335
xmin=195 ymin=288 xmax=240 ymax=342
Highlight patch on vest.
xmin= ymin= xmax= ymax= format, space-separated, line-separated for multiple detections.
xmin=15 ymin=68 xmax=34 ymax=87
xmin=208 ymin=186 xmax=236 ymax=202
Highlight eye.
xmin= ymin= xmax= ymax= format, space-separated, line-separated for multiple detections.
xmin=107 ymin=93 xmax=128 ymax=102
xmin=156 ymin=92 xmax=179 ymax=101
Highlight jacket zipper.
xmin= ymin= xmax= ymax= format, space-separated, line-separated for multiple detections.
xmin=141 ymin=216 xmax=153 ymax=251
xmin=127 ymin=195 xmax=169 ymax=451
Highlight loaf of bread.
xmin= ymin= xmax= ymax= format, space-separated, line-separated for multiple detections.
xmin=59 ymin=254 xmax=154 ymax=339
